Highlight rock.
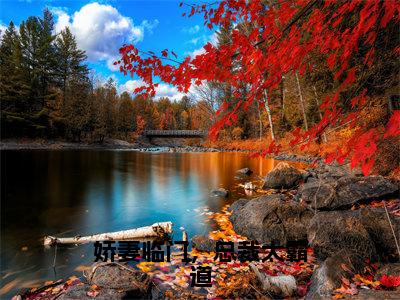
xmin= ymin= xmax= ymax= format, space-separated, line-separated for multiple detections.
xmin=262 ymin=162 xmax=303 ymax=189
xmin=342 ymin=289 xmax=400 ymax=299
xmin=59 ymin=284 xmax=131 ymax=300
xmin=229 ymin=195 xmax=313 ymax=244
xmin=309 ymin=162 xmax=362 ymax=180
xmin=191 ymin=235 xmax=217 ymax=252
xmin=228 ymin=198 xmax=248 ymax=212
xmin=236 ymin=167 xmax=253 ymax=175
xmin=244 ymin=182 xmax=256 ymax=190
xmin=306 ymin=251 xmax=365 ymax=299
xmin=103 ymin=138 xmax=133 ymax=148
xmin=297 ymin=176 xmax=399 ymax=210
xmin=211 ymin=188 xmax=228 ymax=197
xmin=84 ymin=262 xmax=150 ymax=296
xmin=359 ymin=208 xmax=400 ymax=262
xmin=308 ymin=210 xmax=376 ymax=261
xmin=375 ymin=263 xmax=400 ymax=280
xmin=307 ymin=208 xmax=400 ymax=261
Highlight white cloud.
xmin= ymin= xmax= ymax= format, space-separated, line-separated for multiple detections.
xmin=140 ymin=19 xmax=159 ymax=34
xmin=53 ymin=3 xmax=158 ymax=70
xmin=186 ymin=32 xmax=218 ymax=58
xmin=182 ymin=25 xmax=200 ymax=34
xmin=188 ymin=37 xmax=200 ymax=45
xmin=0 ymin=23 xmax=7 ymax=41
xmin=119 ymin=80 xmax=185 ymax=101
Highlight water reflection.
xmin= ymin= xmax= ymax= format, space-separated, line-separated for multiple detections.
xmin=1 ymin=150 xmax=302 ymax=297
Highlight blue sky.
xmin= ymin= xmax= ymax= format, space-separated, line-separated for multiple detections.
xmin=0 ymin=0 xmax=217 ymax=99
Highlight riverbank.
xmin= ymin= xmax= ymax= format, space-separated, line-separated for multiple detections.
xmin=0 ymin=138 xmax=318 ymax=164
xmin=12 ymin=160 xmax=400 ymax=299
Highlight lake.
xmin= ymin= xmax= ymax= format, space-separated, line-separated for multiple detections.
xmin=0 ymin=150 xmax=300 ymax=297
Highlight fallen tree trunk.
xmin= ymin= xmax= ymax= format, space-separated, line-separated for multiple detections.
xmin=44 ymin=222 xmax=173 ymax=246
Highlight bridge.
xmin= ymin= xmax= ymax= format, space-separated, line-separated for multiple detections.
xmin=143 ymin=130 xmax=207 ymax=138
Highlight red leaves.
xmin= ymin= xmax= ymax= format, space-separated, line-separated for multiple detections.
xmin=341 ymin=67 xmax=356 ymax=89
xmin=384 ymin=110 xmax=400 ymax=138
xmin=379 ymin=275 xmax=400 ymax=288
xmin=380 ymin=1 xmax=396 ymax=28
xmin=114 ymin=0 xmax=399 ymax=175
xmin=349 ymin=129 xmax=379 ymax=176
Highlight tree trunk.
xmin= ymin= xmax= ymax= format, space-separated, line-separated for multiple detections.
xmin=295 ymin=72 xmax=308 ymax=131
xmin=313 ymin=85 xmax=327 ymax=143
xmin=257 ymin=102 xmax=263 ymax=141
xmin=280 ymin=76 xmax=285 ymax=120
xmin=44 ymin=222 xmax=173 ymax=246
xmin=263 ymin=90 xmax=275 ymax=140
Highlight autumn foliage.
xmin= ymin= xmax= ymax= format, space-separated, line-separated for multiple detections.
xmin=117 ymin=0 xmax=400 ymax=175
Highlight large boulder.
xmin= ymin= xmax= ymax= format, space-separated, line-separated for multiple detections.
xmin=229 ymin=195 xmax=313 ymax=245
xmin=307 ymin=210 xmax=376 ymax=261
xmin=306 ymin=251 xmax=365 ymax=300
xmin=84 ymin=263 xmax=150 ymax=296
xmin=263 ymin=162 xmax=304 ymax=189
xmin=308 ymin=162 xmax=363 ymax=180
xmin=359 ymin=208 xmax=400 ymax=262
xmin=297 ymin=176 xmax=399 ymax=210
xmin=307 ymin=208 xmax=400 ymax=261
xmin=59 ymin=284 xmax=131 ymax=300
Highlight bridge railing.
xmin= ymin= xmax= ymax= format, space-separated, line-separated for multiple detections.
xmin=143 ymin=130 xmax=207 ymax=137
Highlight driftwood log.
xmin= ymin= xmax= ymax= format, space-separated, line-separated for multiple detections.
xmin=43 ymin=222 xmax=173 ymax=246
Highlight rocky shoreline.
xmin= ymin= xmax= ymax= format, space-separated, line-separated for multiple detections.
xmin=11 ymin=148 xmax=400 ymax=299
xmin=225 ymin=162 xmax=400 ymax=299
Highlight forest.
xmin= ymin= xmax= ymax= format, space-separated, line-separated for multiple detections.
xmin=0 ymin=9 xmax=216 ymax=142
xmin=0 ymin=9 xmax=341 ymax=146
xmin=116 ymin=0 xmax=400 ymax=176
xmin=1 ymin=2 xmax=399 ymax=176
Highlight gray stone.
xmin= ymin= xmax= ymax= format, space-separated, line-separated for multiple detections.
xmin=59 ymin=284 xmax=139 ymax=300
xmin=306 ymin=251 xmax=364 ymax=300
xmin=297 ymin=176 xmax=399 ymax=210
xmin=211 ymin=188 xmax=228 ymax=197
xmin=84 ymin=263 xmax=150 ymax=296
xmin=307 ymin=208 xmax=400 ymax=261
xmin=236 ymin=167 xmax=253 ymax=175
xmin=263 ymin=162 xmax=304 ymax=189
xmin=229 ymin=195 xmax=313 ymax=244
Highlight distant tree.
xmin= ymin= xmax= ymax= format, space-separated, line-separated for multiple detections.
xmin=19 ymin=9 xmax=57 ymax=110
xmin=117 ymin=92 xmax=135 ymax=138
xmin=0 ymin=22 xmax=30 ymax=112
xmin=55 ymin=27 xmax=88 ymax=102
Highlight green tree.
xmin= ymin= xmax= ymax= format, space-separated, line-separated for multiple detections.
xmin=55 ymin=27 xmax=88 ymax=102
xmin=117 ymin=92 xmax=135 ymax=138
xmin=19 ymin=9 xmax=57 ymax=111
xmin=0 ymin=22 xmax=30 ymax=111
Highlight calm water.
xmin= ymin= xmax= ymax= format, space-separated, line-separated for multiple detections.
xmin=0 ymin=150 xmax=298 ymax=297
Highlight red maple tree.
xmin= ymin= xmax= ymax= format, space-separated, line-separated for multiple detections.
xmin=117 ymin=0 xmax=400 ymax=175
